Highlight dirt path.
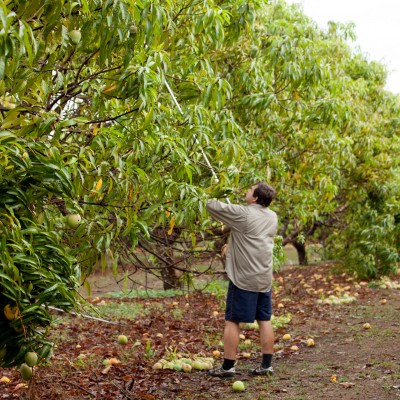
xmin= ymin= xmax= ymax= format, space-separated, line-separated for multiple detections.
xmin=265 ymin=286 xmax=400 ymax=400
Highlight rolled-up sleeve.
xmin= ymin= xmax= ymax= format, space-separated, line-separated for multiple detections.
xmin=206 ymin=199 xmax=247 ymax=230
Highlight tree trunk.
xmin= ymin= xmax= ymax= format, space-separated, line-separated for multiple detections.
xmin=293 ymin=240 xmax=308 ymax=265
xmin=161 ymin=264 xmax=181 ymax=290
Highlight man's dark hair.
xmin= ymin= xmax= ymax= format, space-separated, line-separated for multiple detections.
xmin=254 ymin=181 xmax=276 ymax=207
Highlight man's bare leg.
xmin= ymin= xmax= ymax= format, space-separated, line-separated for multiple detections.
xmin=258 ymin=320 xmax=274 ymax=354
xmin=223 ymin=320 xmax=240 ymax=360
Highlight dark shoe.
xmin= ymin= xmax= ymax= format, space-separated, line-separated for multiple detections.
xmin=250 ymin=365 xmax=274 ymax=376
xmin=208 ymin=366 xmax=236 ymax=377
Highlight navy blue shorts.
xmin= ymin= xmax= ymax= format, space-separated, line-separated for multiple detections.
xmin=225 ymin=281 xmax=272 ymax=323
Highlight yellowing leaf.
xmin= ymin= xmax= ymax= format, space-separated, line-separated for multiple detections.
xmin=95 ymin=178 xmax=103 ymax=191
xmin=168 ymin=216 xmax=175 ymax=235
xmin=129 ymin=184 xmax=133 ymax=201
xmin=107 ymin=178 xmax=113 ymax=194
xmin=102 ymin=83 xmax=117 ymax=94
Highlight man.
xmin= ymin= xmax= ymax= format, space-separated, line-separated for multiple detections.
xmin=206 ymin=181 xmax=278 ymax=377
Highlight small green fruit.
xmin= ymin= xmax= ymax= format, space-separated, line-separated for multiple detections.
xmin=232 ymin=380 xmax=245 ymax=392
xmin=118 ymin=334 xmax=128 ymax=345
xmin=20 ymin=363 xmax=33 ymax=381
xmin=173 ymin=363 xmax=182 ymax=371
xmin=69 ymin=30 xmax=81 ymax=45
xmin=66 ymin=214 xmax=81 ymax=229
xmin=25 ymin=352 xmax=38 ymax=367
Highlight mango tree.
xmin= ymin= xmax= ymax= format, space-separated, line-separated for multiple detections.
xmin=0 ymin=0 xmax=267 ymax=367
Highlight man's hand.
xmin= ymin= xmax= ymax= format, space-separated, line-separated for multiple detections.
xmin=221 ymin=244 xmax=228 ymax=258
xmin=208 ymin=187 xmax=234 ymax=199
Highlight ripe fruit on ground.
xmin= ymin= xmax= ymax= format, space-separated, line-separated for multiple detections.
xmin=363 ymin=323 xmax=371 ymax=329
xmin=182 ymin=363 xmax=192 ymax=373
xmin=152 ymin=362 xmax=162 ymax=370
xmin=20 ymin=363 xmax=33 ymax=381
xmin=202 ymin=361 xmax=213 ymax=370
xmin=282 ymin=334 xmax=291 ymax=340
xmin=4 ymin=304 xmax=19 ymax=320
xmin=232 ymin=381 xmax=245 ymax=392
xmin=307 ymin=339 xmax=315 ymax=347
xmin=66 ymin=214 xmax=81 ymax=229
xmin=153 ymin=356 xmax=213 ymax=372
xmin=24 ymin=352 xmax=38 ymax=367
xmin=212 ymin=350 xmax=221 ymax=358
xmin=118 ymin=335 xmax=128 ymax=345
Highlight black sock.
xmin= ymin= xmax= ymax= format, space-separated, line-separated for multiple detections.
xmin=222 ymin=358 xmax=235 ymax=370
xmin=261 ymin=354 xmax=273 ymax=369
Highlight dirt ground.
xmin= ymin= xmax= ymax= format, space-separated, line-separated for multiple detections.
xmin=0 ymin=264 xmax=399 ymax=400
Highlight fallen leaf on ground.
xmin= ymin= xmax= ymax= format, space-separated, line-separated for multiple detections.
xmin=102 ymin=364 xmax=112 ymax=374
xmin=339 ymin=382 xmax=355 ymax=388
xmin=13 ymin=383 xmax=27 ymax=391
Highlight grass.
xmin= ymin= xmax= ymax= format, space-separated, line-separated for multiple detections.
xmin=202 ymin=330 xmax=223 ymax=348
xmin=198 ymin=278 xmax=229 ymax=299
xmin=105 ymin=287 xmax=185 ymax=299
xmin=314 ymin=363 xmax=328 ymax=371
xmin=169 ymin=306 xmax=185 ymax=320
xmin=91 ymin=301 xmax=146 ymax=320
xmin=101 ymin=277 xmax=229 ymax=300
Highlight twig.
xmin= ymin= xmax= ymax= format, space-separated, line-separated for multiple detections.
xmin=64 ymin=380 xmax=96 ymax=397
xmin=111 ymin=381 xmax=135 ymax=400
xmin=47 ymin=306 xmax=126 ymax=326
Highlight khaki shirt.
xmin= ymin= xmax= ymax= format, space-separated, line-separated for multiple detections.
xmin=206 ymin=199 xmax=278 ymax=292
